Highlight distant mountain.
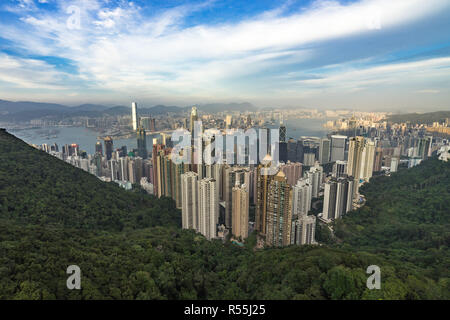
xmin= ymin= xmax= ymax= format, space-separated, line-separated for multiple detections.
xmin=0 ymin=100 xmax=68 ymax=114
xmin=386 ymin=111 xmax=450 ymax=124
xmin=0 ymin=99 xmax=260 ymax=123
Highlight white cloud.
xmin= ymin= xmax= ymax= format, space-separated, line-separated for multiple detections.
xmin=0 ymin=0 xmax=449 ymax=107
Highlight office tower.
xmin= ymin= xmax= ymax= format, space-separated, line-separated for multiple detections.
xmin=306 ymin=162 xmax=323 ymax=198
xmin=131 ymin=102 xmax=138 ymax=131
xmin=287 ymin=138 xmax=297 ymax=162
xmin=291 ymin=215 xmax=316 ymax=245
xmin=225 ymin=115 xmax=232 ymax=129
xmin=330 ymin=135 xmax=347 ymax=162
xmin=181 ymin=172 xmax=198 ymax=230
xmin=295 ymin=139 xmax=304 ymax=162
xmin=303 ymin=153 xmax=315 ymax=166
xmin=390 ymin=157 xmax=399 ymax=172
xmin=190 ymin=106 xmax=198 ymax=133
xmin=292 ymin=178 xmax=312 ymax=217
xmin=279 ymin=141 xmax=288 ymax=163
xmin=95 ymin=141 xmax=103 ymax=155
xmin=323 ymin=176 xmax=354 ymax=221
xmin=319 ymin=138 xmax=330 ymax=164
xmin=373 ymin=147 xmax=383 ymax=172
xmin=223 ymin=166 xmax=250 ymax=228
xmin=265 ymin=171 xmax=293 ymax=247
xmin=279 ymin=123 xmax=286 ymax=143
xmin=140 ymin=117 xmax=151 ymax=131
xmin=136 ymin=126 xmax=148 ymax=159
xmin=347 ymin=136 xmax=365 ymax=198
xmin=198 ymin=178 xmax=219 ymax=240
xmin=360 ymin=139 xmax=375 ymax=182
xmin=281 ymin=162 xmax=302 ymax=186
xmin=231 ymin=183 xmax=249 ymax=240
xmin=104 ymin=136 xmax=113 ymax=160
xmin=332 ymin=160 xmax=348 ymax=178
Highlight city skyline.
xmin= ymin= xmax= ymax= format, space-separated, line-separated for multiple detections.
xmin=0 ymin=0 xmax=449 ymax=111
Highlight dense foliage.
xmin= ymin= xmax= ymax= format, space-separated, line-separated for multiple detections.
xmin=0 ymin=130 xmax=448 ymax=299
xmin=386 ymin=111 xmax=450 ymax=125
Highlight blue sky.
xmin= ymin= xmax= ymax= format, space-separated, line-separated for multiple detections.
xmin=0 ymin=0 xmax=449 ymax=111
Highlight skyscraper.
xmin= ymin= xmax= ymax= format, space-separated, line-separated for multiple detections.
xmin=104 ymin=136 xmax=113 ymax=160
xmin=281 ymin=161 xmax=303 ymax=186
xmin=323 ymin=176 xmax=354 ymax=221
xmin=181 ymin=172 xmax=199 ymax=230
xmin=330 ymin=135 xmax=347 ymax=162
xmin=291 ymin=215 xmax=316 ymax=245
xmin=95 ymin=141 xmax=103 ymax=155
xmin=332 ymin=160 xmax=348 ymax=178
xmin=319 ymin=138 xmax=330 ymax=164
xmin=292 ymin=177 xmax=312 ymax=217
xmin=223 ymin=166 xmax=250 ymax=228
xmin=131 ymin=102 xmax=139 ymax=131
xmin=265 ymin=171 xmax=293 ymax=247
xmin=255 ymin=156 xmax=273 ymax=234
xmin=137 ymin=126 xmax=148 ymax=159
xmin=198 ymin=178 xmax=219 ymax=240
xmin=359 ymin=139 xmax=375 ymax=182
xmin=347 ymin=136 xmax=365 ymax=197
xmin=231 ymin=183 xmax=249 ymax=240
xmin=189 ymin=106 xmax=198 ymax=133
xmin=306 ymin=162 xmax=323 ymax=198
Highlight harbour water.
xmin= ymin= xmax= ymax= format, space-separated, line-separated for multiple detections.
xmin=7 ymin=118 xmax=330 ymax=155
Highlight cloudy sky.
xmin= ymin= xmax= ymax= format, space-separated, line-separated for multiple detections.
xmin=0 ymin=0 xmax=449 ymax=111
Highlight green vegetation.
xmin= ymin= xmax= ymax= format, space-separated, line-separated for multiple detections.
xmin=0 ymin=130 xmax=449 ymax=299
xmin=386 ymin=111 xmax=450 ymax=125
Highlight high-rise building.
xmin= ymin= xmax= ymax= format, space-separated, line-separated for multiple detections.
xmin=255 ymin=156 xmax=274 ymax=234
xmin=223 ymin=166 xmax=250 ymax=228
xmin=347 ymin=136 xmax=365 ymax=196
xmin=303 ymin=153 xmax=315 ymax=166
xmin=265 ymin=171 xmax=293 ymax=247
xmin=323 ymin=176 xmax=354 ymax=221
xmin=281 ymin=161 xmax=302 ymax=186
xmin=292 ymin=177 xmax=312 ymax=217
xmin=152 ymin=143 xmax=165 ymax=196
xmin=181 ymin=172 xmax=199 ymax=230
xmin=225 ymin=115 xmax=232 ymax=129
xmin=306 ymin=162 xmax=323 ymax=198
xmin=359 ymin=139 xmax=375 ymax=182
xmin=279 ymin=123 xmax=286 ymax=143
xmin=332 ymin=160 xmax=348 ymax=178
xmin=319 ymin=138 xmax=330 ymax=164
xmin=390 ymin=157 xmax=399 ymax=172
xmin=330 ymin=135 xmax=347 ymax=162
xmin=95 ymin=141 xmax=103 ymax=155
xmin=190 ymin=106 xmax=198 ymax=133
xmin=291 ymin=215 xmax=316 ymax=245
xmin=373 ymin=147 xmax=383 ymax=172
xmin=231 ymin=183 xmax=249 ymax=240
xmin=137 ymin=126 xmax=148 ymax=159
xmin=131 ymin=102 xmax=139 ymax=131
xmin=104 ymin=136 xmax=113 ymax=160
xmin=198 ymin=178 xmax=219 ymax=240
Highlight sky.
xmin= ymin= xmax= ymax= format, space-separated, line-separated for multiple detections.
xmin=0 ymin=0 xmax=449 ymax=111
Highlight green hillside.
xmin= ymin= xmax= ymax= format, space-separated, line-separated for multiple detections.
xmin=0 ymin=129 xmax=448 ymax=299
